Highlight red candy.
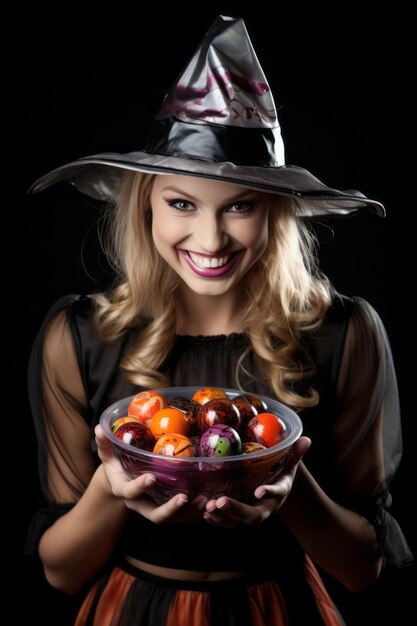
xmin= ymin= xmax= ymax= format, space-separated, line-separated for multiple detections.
xmin=113 ymin=418 xmax=151 ymax=449
xmin=245 ymin=412 xmax=287 ymax=448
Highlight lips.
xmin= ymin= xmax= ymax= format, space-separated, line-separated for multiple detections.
xmin=179 ymin=249 xmax=244 ymax=277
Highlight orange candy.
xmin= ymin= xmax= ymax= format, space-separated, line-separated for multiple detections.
xmin=192 ymin=386 xmax=228 ymax=406
xmin=153 ymin=433 xmax=194 ymax=457
xmin=150 ymin=407 xmax=191 ymax=438
xmin=128 ymin=390 xmax=167 ymax=428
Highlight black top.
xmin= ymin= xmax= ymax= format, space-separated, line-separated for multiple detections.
xmin=25 ymin=293 xmax=413 ymax=575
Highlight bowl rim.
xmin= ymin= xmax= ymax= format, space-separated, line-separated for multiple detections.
xmin=99 ymin=386 xmax=303 ymax=464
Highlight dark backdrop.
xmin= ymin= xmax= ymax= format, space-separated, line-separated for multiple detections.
xmin=9 ymin=1 xmax=416 ymax=624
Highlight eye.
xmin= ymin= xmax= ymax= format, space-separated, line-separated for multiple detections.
xmin=168 ymin=199 xmax=194 ymax=212
xmin=226 ymin=201 xmax=254 ymax=213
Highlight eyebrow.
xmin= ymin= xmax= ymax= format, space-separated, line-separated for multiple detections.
xmin=160 ymin=185 xmax=258 ymax=204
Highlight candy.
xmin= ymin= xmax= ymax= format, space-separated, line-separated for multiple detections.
xmin=111 ymin=415 xmax=142 ymax=433
xmin=245 ymin=412 xmax=287 ymax=448
xmin=150 ymin=407 xmax=191 ymax=438
xmin=231 ymin=394 xmax=258 ymax=428
xmin=196 ymin=398 xmax=241 ymax=434
xmin=169 ymin=396 xmax=199 ymax=425
xmin=192 ymin=386 xmax=228 ymax=405
xmin=128 ymin=390 xmax=167 ymax=428
xmin=153 ymin=433 xmax=194 ymax=457
xmin=237 ymin=393 xmax=267 ymax=414
xmin=199 ymin=424 xmax=242 ymax=457
xmin=113 ymin=419 xmax=151 ymax=449
xmin=242 ymin=441 xmax=267 ymax=454
xmin=112 ymin=388 xmax=288 ymax=460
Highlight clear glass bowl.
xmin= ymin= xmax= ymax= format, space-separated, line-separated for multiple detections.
xmin=99 ymin=386 xmax=303 ymax=504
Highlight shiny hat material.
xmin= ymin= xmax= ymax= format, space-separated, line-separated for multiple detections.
xmin=29 ymin=15 xmax=385 ymax=218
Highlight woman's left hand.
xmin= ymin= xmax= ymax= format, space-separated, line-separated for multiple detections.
xmin=203 ymin=436 xmax=311 ymax=527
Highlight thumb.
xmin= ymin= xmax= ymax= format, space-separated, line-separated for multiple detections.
xmin=289 ymin=435 xmax=311 ymax=465
xmin=295 ymin=435 xmax=311 ymax=455
xmin=94 ymin=424 xmax=114 ymax=460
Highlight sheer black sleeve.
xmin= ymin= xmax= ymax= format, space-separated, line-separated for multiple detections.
xmin=24 ymin=295 xmax=98 ymax=553
xmin=330 ymin=297 xmax=412 ymax=568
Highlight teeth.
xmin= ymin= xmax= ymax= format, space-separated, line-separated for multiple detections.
xmin=189 ymin=252 xmax=231 ymax=268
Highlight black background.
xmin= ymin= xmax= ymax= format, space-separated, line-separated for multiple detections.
xmin=8 ymin=1 xmax=416 ymax=624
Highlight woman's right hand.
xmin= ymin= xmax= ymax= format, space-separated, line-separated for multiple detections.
xmin=95 ymin=424 xmax=206 ymax=523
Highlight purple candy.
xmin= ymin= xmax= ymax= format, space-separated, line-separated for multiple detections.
xmin=199 ymin=424 xmax=242 ymax=457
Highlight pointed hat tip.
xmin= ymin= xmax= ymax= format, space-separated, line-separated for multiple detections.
xmin=156 ymin=13 xmax=279 ymax=129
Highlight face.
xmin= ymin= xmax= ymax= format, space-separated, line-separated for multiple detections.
xmin=150 ymin=175 xmax=270 ymax=297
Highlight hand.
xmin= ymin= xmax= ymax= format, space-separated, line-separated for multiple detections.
xmin=202 ymin=436 xmax=311 ymax=528
xmin=95 ymin=424 xmax=207 ymax=523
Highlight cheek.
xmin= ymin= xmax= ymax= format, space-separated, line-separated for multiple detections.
xmin=240 ymin=217 xmax=269 ymax=252
xmin=258 ymin=219 xmax=269 ymax=247
xmin=151 ymin=213 xmax=187 ymax=258
xmin=152 ymin=211 xmax=172 ymax=244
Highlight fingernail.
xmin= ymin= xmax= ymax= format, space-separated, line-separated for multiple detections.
xmin=145 ymin=476 xmax=156 ymax=487
xmin=176 ymin=497 xmax=188 ymax=508
xmin=216 ymin=499 xmax=228 ymax=510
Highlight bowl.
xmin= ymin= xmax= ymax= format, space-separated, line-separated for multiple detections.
xmin=99 ymin=386 xmax=303 ymax=505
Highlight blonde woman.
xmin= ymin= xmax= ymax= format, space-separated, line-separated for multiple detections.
xmin=25 ymin=15 xmax=412 ymax=626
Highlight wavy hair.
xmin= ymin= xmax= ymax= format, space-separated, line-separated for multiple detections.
xmin=94 ymin=171 xmax=333 ymax=408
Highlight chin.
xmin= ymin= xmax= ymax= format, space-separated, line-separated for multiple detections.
xmin=185 ymin=281 xmax=234 ymax=297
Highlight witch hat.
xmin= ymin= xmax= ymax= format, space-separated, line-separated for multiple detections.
xmin=28 ymin=15 xmax=384 ymax=218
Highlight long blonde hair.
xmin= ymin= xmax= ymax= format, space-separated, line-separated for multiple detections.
xmin=94 ymin=171 xmax=333 ymax=409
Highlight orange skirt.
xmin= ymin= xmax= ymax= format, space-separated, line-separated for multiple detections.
xmin=74 ymin=555 xmax=345 ymax=626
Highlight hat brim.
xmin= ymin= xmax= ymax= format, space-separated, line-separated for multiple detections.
xmin=28 ymin=151 xmax=385 ymax=218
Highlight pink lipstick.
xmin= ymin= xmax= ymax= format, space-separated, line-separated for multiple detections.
xmin=179 ymin=249 xmax=244 ymax=277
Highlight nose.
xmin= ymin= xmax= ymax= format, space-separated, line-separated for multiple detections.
xmin=194 ymin=212 xmax=229 ymax=253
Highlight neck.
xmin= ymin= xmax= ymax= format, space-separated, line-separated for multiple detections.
xmin=175 ymin=286 xmax=244 ymax=336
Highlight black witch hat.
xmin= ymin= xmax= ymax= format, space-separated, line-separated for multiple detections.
xmin=29 ymin=15 xmax=385 ymax=218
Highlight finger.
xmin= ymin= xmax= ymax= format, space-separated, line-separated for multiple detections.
xmin=160 ymin=494 xmax=208 ymax=523
xmin=203 ymin=510 xmax=240 ymax=528
xmin=254 ymin=436 xmax=311 ymax=499
xmin=142 ymin=493 xmax=190 ymax=523
xmin=254 ymin=475 xmax=293 ymax=500
xmin=203 ymin=498 xmax=242 ymax=527
xmin=126 ymin=491 xmax=207 ymax=523
xmin=119 ymin=473 xmax=158 ymax=500
xmin=204 ymin=497 xmax=270 ymax=526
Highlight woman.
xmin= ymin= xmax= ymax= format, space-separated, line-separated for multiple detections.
xmin=25 ymin=15 xmax=412 ymax=626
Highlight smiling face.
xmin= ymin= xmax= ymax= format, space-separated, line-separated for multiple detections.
xmin=150 ymin=175 xmax=270 ymax=298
